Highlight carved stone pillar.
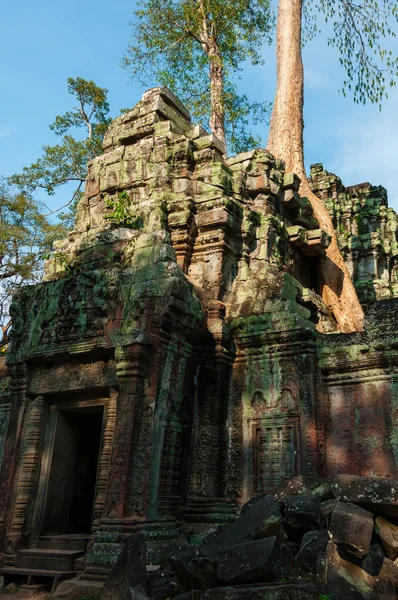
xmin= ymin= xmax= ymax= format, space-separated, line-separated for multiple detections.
xmin=102 ymin=342 xmax=148 ymax=521
xmin=6 ymin=394 xmax=46 ymax=555
xmin=91 ymin=388 xmax=118 ymax=528
xmin=184 ymin=302 xmax=236 ymax=524
xmin=0 ymin=363 xmax=27 ymax=554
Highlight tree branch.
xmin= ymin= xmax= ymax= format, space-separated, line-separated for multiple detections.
xmin=43 ymin=181 xmax=83 ymax=216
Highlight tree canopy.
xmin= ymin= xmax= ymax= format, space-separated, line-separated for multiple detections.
xmin=0 ymin=179 xmax=65 ymax=349
xmin=123 ymin=0 xmax=274 ymax=153
xmin=304 ymin=0 xmax=398 ymax=107
xmin=10 ymin=77 xmax=111 ymax=227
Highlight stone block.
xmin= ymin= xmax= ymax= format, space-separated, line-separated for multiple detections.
xmin=325 ymin=541 xmax=397 ymax=600
xmin=242 ymin=476 xmax=307 ymax=507
xmin=283 ymin=172 xmax=301 ymax=191
xmin=329 ymin=502 xmax=374 ymax=558
xmin=168 ymin=548 xmax=218 ymax=591
xmin=283 ymin=495 xmax=324 ymax=538
xmin=146 ymin=569 xmax=181 ymax=600
xmin=216 ymin=537 xmax=293 ymax=585
xmin=332 ymin=475 xmax=398 ymax=520
xmin=321 ymin=499 xmax=339 ymax=521
xmin=201 ymin=495 xmax=282 ymax=557
xmin=101 ymin=534 xmax=146 ymax=600
xmin=375 ymin=516 xmax=398 ymax=560
xmin=283 ymin=188 xmax=300 ymax=209
xmin=360 ymin=543 xmax=386 ymax=576
xmin=298 ymin=530 xmax=329 ymax=572
xmin=195 ymin=133 xmax=226 ymax=155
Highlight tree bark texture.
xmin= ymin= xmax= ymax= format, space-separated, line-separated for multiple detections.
xmin=209 ymin=47 xmax=226 ymax=149
xmin=197 ymin=0 xmax=226 ymax=149
xmin=267 ymin=0 xmax=364 ymax=333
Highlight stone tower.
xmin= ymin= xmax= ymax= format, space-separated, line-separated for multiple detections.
xmin=1 ymin=88 xmax=398 ymax=583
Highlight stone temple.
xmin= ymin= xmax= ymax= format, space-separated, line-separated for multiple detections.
xmin=1 ymin=87 xmax=398 ymax=586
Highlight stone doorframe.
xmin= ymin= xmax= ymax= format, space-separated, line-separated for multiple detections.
xmin=28 ymin=391 xmax=117 ymax=548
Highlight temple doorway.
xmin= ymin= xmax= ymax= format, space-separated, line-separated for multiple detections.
xmin=42 ymin=406 xmax=103 ymax=535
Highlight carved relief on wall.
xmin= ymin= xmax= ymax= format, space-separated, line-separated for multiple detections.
xmin=248 ymin=386 xmax=301 ymax=495
xmin=250 ymin=386 xmax=297 ymax=414
xmin=158 ymin=394 xmax=192 ymax=505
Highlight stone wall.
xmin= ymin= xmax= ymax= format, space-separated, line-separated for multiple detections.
xmin=310 ymin=163 xmax=398 ymax=304
xmin=1 ymin=87 xmax=398 ymax=576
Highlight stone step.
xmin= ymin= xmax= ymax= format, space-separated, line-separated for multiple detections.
xmin=16 ymin=549 xmax=84 ymax=572
xmin=37 ymin=535 xmax=89 ymax=551
xmin=20 ymin=583 xmax=50 ymax=593
xmin=1 ymin=566 xmax=76 ymax=580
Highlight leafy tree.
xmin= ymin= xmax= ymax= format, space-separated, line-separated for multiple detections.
xmin=267 ymin=0 xmax=398 ymax=333
xmin=10 ymin=77 xmax=111 ymax=227
xmin=123 ymin=0 xmax=274 ymax=153
xmin=0 ymin=179 xmax=65 ymax=349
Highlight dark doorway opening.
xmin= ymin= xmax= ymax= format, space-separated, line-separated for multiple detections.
xmin=43 ymin=406 xmax=103 ymax=535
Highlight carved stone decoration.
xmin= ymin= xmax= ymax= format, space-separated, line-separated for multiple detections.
xmin=252 ymin=391 xmax=266 ymax=409
xmin=130 ymin=403 xmax=154 ymax=517
xmin=7 ymin=396 xmax=46 ymax=551
xmin=0 ymin=402 xmax=11 ymax=471
xmin=92 ymin=390 xmax=117 ymax=528
xmin=280 ymin=387 xmax=297 ymax=413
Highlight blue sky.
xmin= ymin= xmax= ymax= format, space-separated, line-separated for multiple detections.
xmin=1 ymin=0 xmax=398 ymax=214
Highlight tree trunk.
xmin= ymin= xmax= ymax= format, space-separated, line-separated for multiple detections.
xmin=196 ymin=0 xmax=226 ymax=150
xmin=208 ymin=46 xmax=226 ymax=150
xmin=267 ymin=0 xmax=364 ymax=333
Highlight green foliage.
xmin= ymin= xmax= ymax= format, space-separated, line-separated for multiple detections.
xmin=123 ymin=0 xmax=274 ymax=153
xmin=0 ymin=178 xmax=66 ymax=348
xmin=10 ymin=77 xmax=111 ymax=225
xmin=105 ymin=191 xmax=144 ymax=229
xmin=304 ymin=0 xmax=398 ymax=107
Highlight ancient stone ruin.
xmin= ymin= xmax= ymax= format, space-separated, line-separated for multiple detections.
xmin=1 ymin=87 xmax=398 ymax=597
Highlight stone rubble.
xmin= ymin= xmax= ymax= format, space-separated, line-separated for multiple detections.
xmin=100 ymin=475 xmax=398 ymax=599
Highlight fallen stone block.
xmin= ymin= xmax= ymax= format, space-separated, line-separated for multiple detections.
xmin=216 ymin=537 xmax=293 ymax=585
xmin=54 ymin=577 xmax=103 ymax=598
xmin=146 ymin=569 xmax=181 ymax=599
xmin=325 ymin=540 xmax=397 ymax=600
xmin=321 ymin=498 xmax=339 ymax=521
xmin=375 ymin=516 xmax=398 ymax=560
xmin=298 ymin=530 xmax=329 ymax=572
xmin=241 ymin=477 xmax=307 ymax=511
xmin=241 ymin=478 xmax=333 ymax=514
xmin=168 ymin=548 xmax=219 ymax=591
xmin=201 ymin=495 xmax=282 ymax=557
xmin=101 ymin=534 xmax=147 ymax=600
xmin=283 ymin=495 xmax=324 ymax=538
xmin=130 ymin=586 xmax=150 ymax=600
xmin=332 ymin=475 xmax=398 ymax=519
xmin=329 ymin=501 xmax=374 ymax=558
xmin=360 ymin=544 xmax=386 ymax=576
